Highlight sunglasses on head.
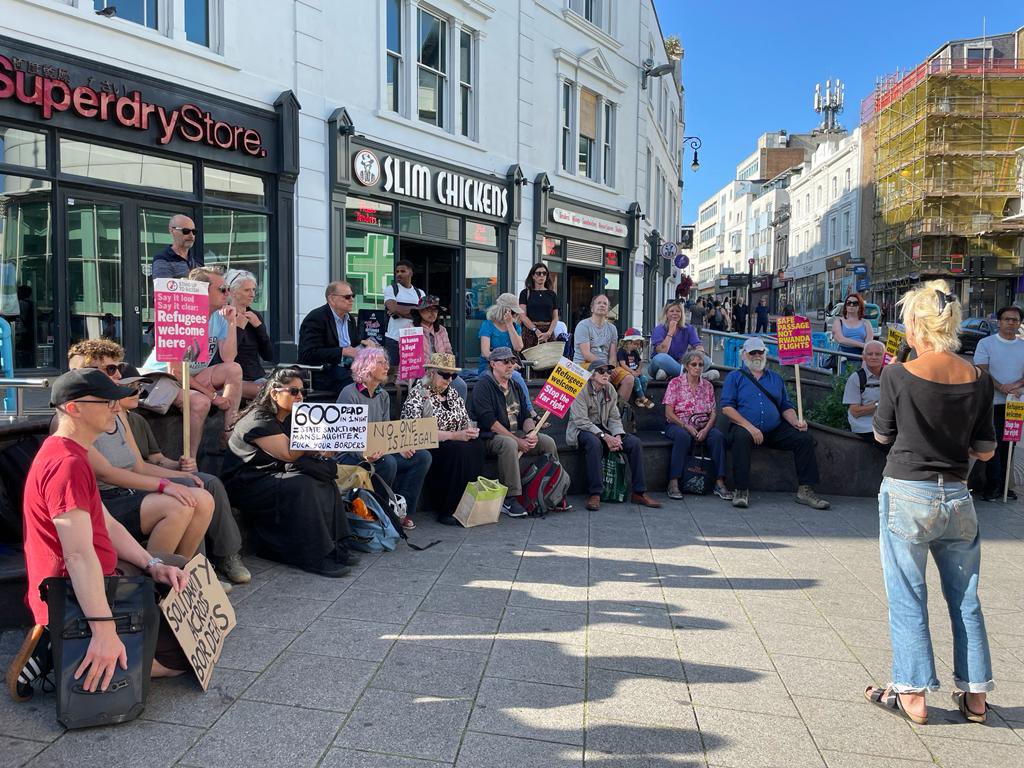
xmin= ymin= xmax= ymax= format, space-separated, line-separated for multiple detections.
xmin=275 ymin=386 xmax=305 ymax=397
xmin=171 ymin=226 xmax=198 ymax=236
xmin=436 ymin=371 xmax=456 ymax=380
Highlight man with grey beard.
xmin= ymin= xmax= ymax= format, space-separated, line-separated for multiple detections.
xmin=719 ymin=336 xmax=829 ymax=510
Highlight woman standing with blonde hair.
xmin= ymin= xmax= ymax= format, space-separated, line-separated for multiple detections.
xmin=865 ymin=280 xmax=996 ymax=725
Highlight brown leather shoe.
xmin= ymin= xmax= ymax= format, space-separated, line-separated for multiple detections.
xmin=631 ymin=492 xmax=663 ymax=508
xmin=586 ymin=494 xmax=601 ymax=511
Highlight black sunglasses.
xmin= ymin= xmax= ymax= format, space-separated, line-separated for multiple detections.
xmin=845 ymin=300 xmax=859 ymax=306
xmin=171 ymin=226 xmax=198 ymax=236
xmin=534 ymin=270 xmax=548 ymax=275
xmin=331 ymin=293 xmax=355 ymax=300
xmin=275 ymin=386 xmax=305 ymax=397
xmin=746 ymin=350 xmax=766 ymax=356
xmin=102 ymin=363 xmax=125 ymax=376
xmin=216 ymin=285 xmax=230 ymax=294
xmin=436 ymin=371 xmax=456 ymax=380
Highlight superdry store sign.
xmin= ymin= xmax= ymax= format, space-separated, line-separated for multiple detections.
xmin=352 ymin=148 xmax=508 ymax=220
xmin=0 ymin=40 xmax=275 ymax=168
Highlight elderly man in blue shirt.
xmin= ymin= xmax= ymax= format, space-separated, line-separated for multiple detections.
xmin=720 ymin=336 xmax=829 ymax=510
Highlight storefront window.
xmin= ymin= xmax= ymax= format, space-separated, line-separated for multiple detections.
xmin=67 ymin=199 xmax=123 ymax=346
xmin=399 ymin=206 xmax=459 ymax=241
xmin=604 ymin=271 xmax=621 ymax=324
xmin=0 ymin=176 xmax=54 ymax=369
xmin=60 ymin=140 xmax=192 ymax=193
xmin=466 ymin=221 xmax=497 ymax=247
xmin=0 ymin=125 xmax=47 ymax=170
xmin=345 ymin=197 xmax=394 ymax=230
xmin=465 ymin=249 xmax=499 ymax=365
xmin=204 ymin=167 xmax=266 ymax=207
xmin=202 ymin=206 xmax=269 ymax=313
xmin=345 ymin=229 xmax=395 ymax=312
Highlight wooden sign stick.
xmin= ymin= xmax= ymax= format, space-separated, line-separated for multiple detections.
xmin=1004 ymin=440 xmax=1015 ymax=504
xmin=518 ymin=411 xmax=550 ymax=457
xmin=794 ymin=364 xmax=804 ymax=423
xmin=181 ymin=359 xmax=191 ymax=461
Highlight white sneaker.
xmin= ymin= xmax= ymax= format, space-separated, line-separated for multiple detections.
xmin=655 ymin=369 xmax=667 ymax=381
xmin=702 ymin=369 xmax=720 ymax=382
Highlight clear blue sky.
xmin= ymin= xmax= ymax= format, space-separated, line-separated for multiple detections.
xmin=659 ymin=2 xmax=1024 ymax=223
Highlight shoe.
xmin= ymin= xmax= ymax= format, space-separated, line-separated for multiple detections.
xmin=438 ymin=515 xmax=462 ymax=526
xmin=667 ymin=480 xmax=684 ymax=500
xmin=401 ymin=516 xmax=416 ymax=530
xmin=732 ymin=489 xmax=749 ymax=508
xmin=336 ymin=549 xmax=362 ymax=567
xmin=502 ymin=499 xmax=529 ymax=518
xmin=551 ymin=499 xmax=574 ymax=512
xmin=1007 ymin=489 xmax=1018 ymax=501
xmin=952 ymin=690 xmax=989 ymax=724
xmin=218 ymin=553 xmax=252 ymax=584
xmin=714 ymin=484 xmax=734 ymax=501
xmin=301 ymin=557 xmax=352 ymax=578
xmin=631 ymin=492 xmax=663 ymax=508
xmin=796 ymin=485 xmax=830 ymax=510
xmin=7 ymin=625 xmax=51 ymax=702
xmin=702 ymin=369 xmax=720 ymax=382
xmin=219 ymin=579 xmax=233 ymax=594
xmin=981 ymin=490 xmax=998 ymax=502
xmin=586 ymin=494 xmax=601 ymax=511
xmin=655 ymin=369 xmax=667 ymax=381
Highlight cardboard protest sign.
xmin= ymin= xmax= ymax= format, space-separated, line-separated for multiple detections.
xmin=775 ymin=315 xmax=813 ymax=366
xmin=159 ymin=554 xmax=236 ymax=691
xmin=290 ymin=403 xmax=369 ymax=451
xmin=153 ymin=278 xmax=209 ymax=364
xmin=1003 ymin=398 xmax=1024 ymax=442
xmin=366 ymin=417 xmax=439 ymax=456
xmin=357 ymin=308 xmax=388 ymax=346
xmin=884 ymin=327 xmax=905 ymax=365
xmin=534 ymin=357 xmax=591 ymax=418
xmin=399 ymin=326 xmax=426 ymax=379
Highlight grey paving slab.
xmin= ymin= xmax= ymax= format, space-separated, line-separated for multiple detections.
xmin=455 ymin=731 xmax=583 ymax=768
xmin=0 ymin=693 xmax=66 ymax=742
xmin=587 ymin=629 xmax=686 ymax=679
xmin=791 ymin=695 xmax=933 ymax=762
xmin=213 ymin=625 xmax=297 ymax=673
xmin=373 ymin=641 xmax=487 ymax=698
xmin=321 ymin=749 xmax=453 ymax=768
xmin=497 ymin=605 xmax=587 ymax=645
xmin=818 ymin=752 xmax=936 ymax=768
xmin=772 ymin=654 xmax=876 ymax=703
xmin=585 ymin=667 xmax=692 ymax=727
xmin=588 ymin=600 xmax=675 ymax=640
xmin=468 ymin=676 xmax=585 ymax=745
xmin=420 ymin=582 xmax=511 ymax=619
xmin=180 ymin=700 xmax=343 ymax=768
xmin=585 ymin=715 xmax=704 ymax=766
xmin=323 ymin=588 xmax=425 ymax=624
xmin=695 ymin=706 xmax=825 ymax=768
xmin=0 ymin=736 xmax=44 ymax=768
xmin=351 ymin=564 xmax=440 ymax=595
xmin=254 ymin=567 xmax=356 ymax=601
xmin=685 ymin=663 xmax=800 ymax=718
xmin=920 ymin=735 xmax=1024 ymax=768
xmin=400 ymin=610 xmax=499 ymax=653
xmin=242 ymin=651 xmax=376 ymax=712
xmin=754 ymin=620 xmax=859 ymax=662
xmin=26 ymin=720 xmax=202 ymax=768
xmin=335 ymin=688 xmax=471 ymax=763
xmin=287 ymin=615 xmax=398 ymax=662
xmin=142 ymin=667 xmax=257 ymax=728
xmin=486 ymin=638 xmax=586 ymax=688
xmin=231 ymin=591 xmax=331 ymax=631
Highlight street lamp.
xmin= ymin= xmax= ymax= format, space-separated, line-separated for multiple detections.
xmin=683 ymin=136 xmax=702 ymax=171
xmin=641 ymin=59 xmax=675 ymax=90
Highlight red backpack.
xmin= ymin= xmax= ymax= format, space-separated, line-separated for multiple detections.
xmin=517 ymin=456 xmax=571 ymax=517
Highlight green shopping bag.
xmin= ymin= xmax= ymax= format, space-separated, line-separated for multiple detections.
xmin=600 ymin=453 xmax=628 ymax=503
xmin=454 ymin=476 xmax=508 ymax=527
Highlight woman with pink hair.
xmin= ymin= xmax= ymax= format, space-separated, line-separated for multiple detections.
xmin=337 ymin=347 xmax=431 ymax=529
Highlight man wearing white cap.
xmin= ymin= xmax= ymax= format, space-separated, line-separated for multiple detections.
xmin=719 ymin=337 xmax=829 ymax=510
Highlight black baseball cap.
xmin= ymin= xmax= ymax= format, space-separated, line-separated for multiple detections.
xmin=50 ymin=368 xmax=137 ymax=407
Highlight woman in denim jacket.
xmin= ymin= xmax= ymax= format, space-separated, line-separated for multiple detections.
xmin=867 ymin=280 xmax=997 ymax=725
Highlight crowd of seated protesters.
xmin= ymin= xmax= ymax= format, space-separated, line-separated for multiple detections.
xmin=214 ymin=269 xmax=275 ymax=401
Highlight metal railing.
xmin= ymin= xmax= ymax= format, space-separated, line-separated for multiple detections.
xmin=695 ymin=328 xmax=862 ymax=377
xmin=1 ymin=378 xmax=50 ymax=420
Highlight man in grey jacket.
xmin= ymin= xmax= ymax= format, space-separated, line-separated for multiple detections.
xmin=567 ymin=362 xmax=662 ymax=511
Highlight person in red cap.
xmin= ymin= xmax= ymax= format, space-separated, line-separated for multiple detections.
xmin=611 ymin=329 xmax=655 ymax=408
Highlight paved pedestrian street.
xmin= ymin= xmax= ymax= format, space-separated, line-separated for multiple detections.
xmin=3 ymin=492 xmax=1023 ymax=768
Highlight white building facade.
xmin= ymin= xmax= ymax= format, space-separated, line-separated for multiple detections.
xmin=785 ymin=127 xmax=862 ymax=317
xmin=0 ymin=0 xmax=683 ymax=376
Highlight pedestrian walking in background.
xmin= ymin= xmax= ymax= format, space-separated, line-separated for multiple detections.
xmin=866 ymin=280 xmax=996 ymax=725
xmin=972 ymin=305 xmax=1024 ymax=502
xmin=733 ymin=299 xmax=749 ymax=334
xmin=754 ymin=297 xmax=770 ymax=333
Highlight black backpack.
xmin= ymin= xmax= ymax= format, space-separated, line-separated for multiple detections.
xmin=0 ymin=436 xmax=45 ymax=542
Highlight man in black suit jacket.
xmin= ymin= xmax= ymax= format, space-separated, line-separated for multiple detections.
xmin=298 ymin=281 xmax=377 ymax=395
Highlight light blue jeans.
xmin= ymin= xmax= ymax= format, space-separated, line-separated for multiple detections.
xmin=648 ymin=351 xmax=714 ymax=379
xmin=878 ymin=477 xmax=994 ymax=693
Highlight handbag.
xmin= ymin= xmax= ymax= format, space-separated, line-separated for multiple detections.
xmin=453 ymin=476 xmax=508 ymax=527
xmin=40 ymin=575 xmax=159 ymax=729
xmin=682 ymin=444 xmax=714 ymax=495
xmin=137 ymin=373 xmax=182 ymax=415
xmin=287 ymin=456 xmax=337 ymax=483
xmin=600 ymin=452 xmax=628 ymax=503
xmin=336 ymin=462 xmax=374 ymax=492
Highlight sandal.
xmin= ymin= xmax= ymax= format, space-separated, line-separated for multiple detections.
xmin=952 ymin=691 xmax=989 ymax=724
xmin=864 ymin=685 xmax=927 ymax=725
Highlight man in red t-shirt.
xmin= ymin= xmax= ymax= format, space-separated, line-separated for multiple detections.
xmin=8 ymin=369 xmax=189 ymax=702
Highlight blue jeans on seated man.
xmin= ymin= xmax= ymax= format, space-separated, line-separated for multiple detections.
xmin=878 ymin=477 xmax=993 ymax=694
xmin=577 ymin=431 xmax=647 ymax=495
xmin=648 ymin=351 xmax=714 ymax=380
xmin=665 ymin=424 xmax=726 ymax=480
xmin=339 ymin=450 xmax=432 ymax=516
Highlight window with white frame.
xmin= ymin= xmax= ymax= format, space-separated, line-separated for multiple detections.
xmin=816 ymin=185 xmax=822 ymax=205
xmin=844 ymin=168 xmax=851 ymax=193
xmin=92 ymin=0 xmax=218 ymax=49
xmin=386 ymin=0 xmax=402 ymax=113
xmin=829 ymin=215 xmax=838 ymax=251
xmin=94 ymin=0 xmax=157 ymax=31
xmin=831 ymin=176 xmax=837 ymax=199
xmin=602 ymin=102 xmax=615 ymax=185
xmin=842 ymin=210 xmax=851 ymax=247
xmin=578 ymin=88 xmax=598 ymax=178
xmin=645 ymin=148 xmax=652 ymax=210
xmin=569 ymin=0 xmax=610 ymax=34
xmin=561 ymin=81 xmax=575 ymax=172
xmin=459 ymin=29 xmax=475 ymax=138
xmin=417 ymin=9 xmax=447 ymax=128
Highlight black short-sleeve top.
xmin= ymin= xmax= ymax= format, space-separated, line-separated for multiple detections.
xmin=518 ymin=289 xmax=558 ymax=323
xmin=228 ymin=409 xmax=290 ymax=472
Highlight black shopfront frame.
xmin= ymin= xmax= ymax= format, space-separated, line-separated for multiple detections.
xmin=532 ymin=172 xmax=640 ymax=334
xmin=0 ymin=36 xmax=300 ymax=373
xmin=327 ymin=109 xmax=523 ymax=367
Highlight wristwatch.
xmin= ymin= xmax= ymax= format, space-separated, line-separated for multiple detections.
xmin=143 ymin=556 xmax=164 ymax=573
